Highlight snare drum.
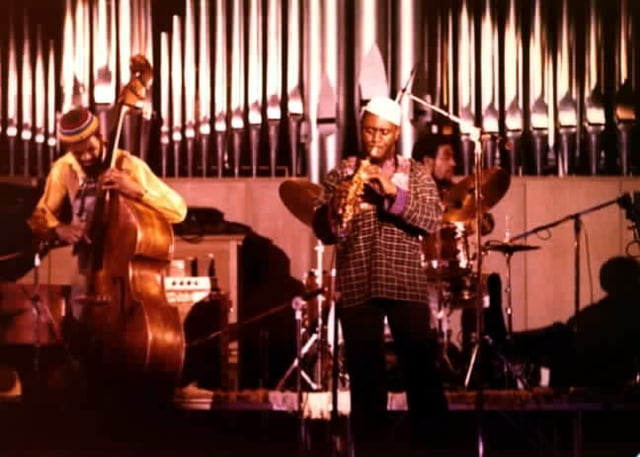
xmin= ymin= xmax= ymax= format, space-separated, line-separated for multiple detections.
xmin=421 ymin=222 xmax=471 ymax=280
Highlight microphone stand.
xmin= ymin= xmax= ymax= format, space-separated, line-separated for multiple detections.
xmin=404 ymin=92 xmax=488 ymax=457
xmin=27 ymin=243 xmax=55 ymax=402
xmin=468 ymin=127 xmax=487 ymax=457
xmin=24 ymin=241 xmax=77 ymax=403
xmin=509 ymin=194 xmax=629 ymax=332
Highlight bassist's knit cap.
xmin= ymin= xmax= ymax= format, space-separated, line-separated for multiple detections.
xmin=58 ymin=107 xmax=100 ymax=144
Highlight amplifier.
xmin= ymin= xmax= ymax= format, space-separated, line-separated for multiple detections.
xmin=164 ymin=276 xmax=212 ymax=322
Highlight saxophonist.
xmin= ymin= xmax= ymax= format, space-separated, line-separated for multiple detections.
xmin=313 ymin=96 xmax=447 ymax=456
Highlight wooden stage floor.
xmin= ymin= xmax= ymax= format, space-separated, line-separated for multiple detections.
xmin=1 ymin=385 xmax=639 ymax=457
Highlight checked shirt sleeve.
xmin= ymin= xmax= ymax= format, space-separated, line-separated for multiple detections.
xmin=395 ymin=161 xmax=442 ymax=235
xmin=312 ymin=167 xmax=346 ymax=244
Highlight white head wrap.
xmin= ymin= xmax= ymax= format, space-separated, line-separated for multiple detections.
xmin=362 ymin=96 xmax=402 ymax=126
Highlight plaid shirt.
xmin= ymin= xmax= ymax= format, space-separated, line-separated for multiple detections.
xmin=317 ymin=155 xmax=442 ymax=308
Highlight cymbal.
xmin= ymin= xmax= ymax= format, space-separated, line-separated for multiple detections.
xmin=278 ymin=179 xmax=322 ymax=227
xmin=442 ymin=167 xmax=510 ymax=222
xmin=483 ymin=241 xmax=540 ymax=255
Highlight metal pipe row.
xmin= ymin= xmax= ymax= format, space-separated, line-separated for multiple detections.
xmin=0 ymin=0 xmax=638 ymax=179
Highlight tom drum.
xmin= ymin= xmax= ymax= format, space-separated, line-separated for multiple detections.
xmin=421 ymin=222 xmax=471 ymax=280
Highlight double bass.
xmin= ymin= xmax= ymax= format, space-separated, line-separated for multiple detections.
xmin=77 ymin=55 xmax=184 ymax=394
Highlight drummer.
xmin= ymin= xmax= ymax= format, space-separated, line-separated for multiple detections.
xmin=411 ymin=128 xmax=495 ymax=239
xmin=411 ymin=127 xmax=457 ymax=200
xmin=411 ymin=129 xmax=495 ymax=331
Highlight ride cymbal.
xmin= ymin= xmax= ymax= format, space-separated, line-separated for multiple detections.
xmin=442 ymin=167 xmax=510 ymax=222
xmin=278 ymin=179 xmax=322 ymax=227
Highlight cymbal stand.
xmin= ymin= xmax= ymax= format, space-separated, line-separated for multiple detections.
xmin=293 ymin=295 xmax=309 ymax=457
xmin=275 ymin=296 xmax=321 ymax=392
xmin=313 ymin=241 xmax=326 ymax=387
xmin=463 ymin=127 xmax=485 ymax=390
xmin=503 ymin=250 xmax=515 ymax=336
xmin=276 ymin=241 xmax=329 ymax=392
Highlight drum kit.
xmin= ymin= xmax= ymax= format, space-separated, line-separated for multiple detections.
xmin=421 ymin=167 xmax=512 ymax=308
xmin=421 ymin=167 xmax=510 ymax=292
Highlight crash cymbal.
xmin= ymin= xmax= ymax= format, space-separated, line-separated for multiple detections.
xmin=483 ymin=240 xmax=540 ymax=255
xmin=442 ymin=167 xmax=510 ymax=222
xmin=278 ymin=179 xmax=322 ymax=227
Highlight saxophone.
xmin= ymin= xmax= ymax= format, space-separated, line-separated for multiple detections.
xmin=336 ymin=158 xmax=370 ymax=238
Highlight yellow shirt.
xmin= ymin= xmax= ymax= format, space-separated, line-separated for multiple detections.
xmin=30 ymin=149 xmax=187 ymax=238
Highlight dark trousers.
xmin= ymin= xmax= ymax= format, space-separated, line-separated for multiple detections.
xmin=339 ymin=298 xmax=448 ymax=456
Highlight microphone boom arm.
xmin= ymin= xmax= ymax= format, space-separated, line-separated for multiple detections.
xmin=404 ymin=92 xmax=481 ymax=141
xmin=509 ymin=194 xmax=629 ymax=242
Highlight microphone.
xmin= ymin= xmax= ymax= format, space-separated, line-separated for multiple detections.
xmin=395 ymin=65 xmax=417 ymax=104
xmin=617 ymin=192 xmax=640 ymax=241
xmin=617 ymin=192 xmax=639 ymax=224
xmin=617 ymin=192 xmax=632 ymax=212
xmin=290 ymin=287 xmax=326 ymax=320
xmin=291 ymin=296 xmax=306 ymax=312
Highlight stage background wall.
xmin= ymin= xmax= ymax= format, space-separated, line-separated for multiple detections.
xmin=18 ymin=176 xmax=640 ymax=339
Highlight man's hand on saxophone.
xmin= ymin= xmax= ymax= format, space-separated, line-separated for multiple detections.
xmin=360 ymin=163 xmax=398 ymax=199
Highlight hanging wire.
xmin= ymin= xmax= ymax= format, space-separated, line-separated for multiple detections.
xmin=580 ymin=220 xmax=595 ymax=306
